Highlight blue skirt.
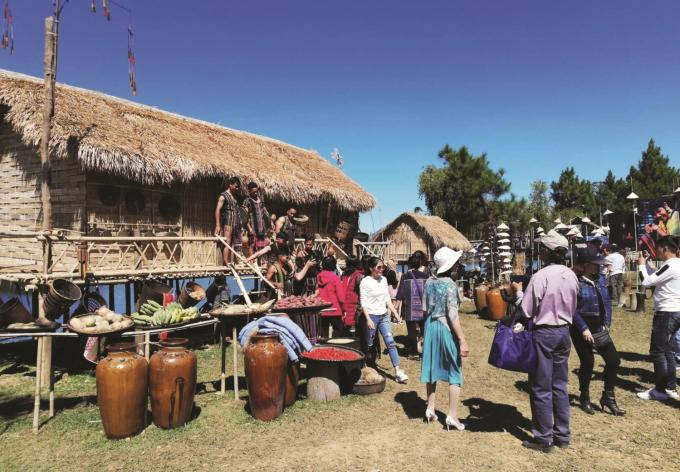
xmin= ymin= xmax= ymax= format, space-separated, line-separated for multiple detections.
xmin=420 ymin=316 xmax=463 ymax=386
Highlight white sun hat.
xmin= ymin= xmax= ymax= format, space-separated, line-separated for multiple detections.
xmin=433 ymin=247 xmax=463 ymax=275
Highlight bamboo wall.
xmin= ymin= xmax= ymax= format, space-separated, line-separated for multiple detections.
xmin=380 ymin=222 xmax=431 ymax=262
xmin=0 ymin=120 xmax=85 ymax=267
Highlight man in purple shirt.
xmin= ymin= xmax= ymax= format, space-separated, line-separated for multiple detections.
xmin=515 ymin=229 xmax=579 ymax=453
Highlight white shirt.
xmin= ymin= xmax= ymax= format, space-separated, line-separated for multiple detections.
xmin=360 ymin=276 xmax=391 ymax=315
xmin=639 ymin=257 xmax=680 ymax=312
xmin=605 ymin=252 xmax=625 ymax=276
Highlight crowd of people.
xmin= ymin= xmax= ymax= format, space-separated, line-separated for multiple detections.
xmin=214 ymin=180 xmax=680 ymax=452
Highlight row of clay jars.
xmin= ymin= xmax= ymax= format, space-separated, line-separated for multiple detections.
xmin=95 ymin=338 xmax=196 ymax=439
xmin=243 ymin=334 xmax=299 ymax=421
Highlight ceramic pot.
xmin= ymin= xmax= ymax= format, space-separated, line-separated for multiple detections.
xmin=474 ymin=284 xmax=489 ymax=314
xmin=243 ymin=334 xmax=288 ymax=421
xmin=96 ymin=342 xmax=148 ymax=439
xmin=486 ymin=288 xmax=507 ymax=321
xmin=149 ymin=338 xmax=197 ymax=429
xmin=284 ymin=361 xmax=300 ymax=407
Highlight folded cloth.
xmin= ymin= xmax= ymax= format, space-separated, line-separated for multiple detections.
xmin=238 ymin=315 xmax=312 ymax=362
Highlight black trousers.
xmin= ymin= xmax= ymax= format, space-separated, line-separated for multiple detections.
xmin=570 ymin=325 xmax=621 ymax=394
xmin=319 ymin=316 xmax=346 ymax=339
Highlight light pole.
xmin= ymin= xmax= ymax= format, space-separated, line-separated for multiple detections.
xmin=529 ymin=217 xmax=538 ymax=273
xmin=627 ymin=192 xmax=639 ymax=253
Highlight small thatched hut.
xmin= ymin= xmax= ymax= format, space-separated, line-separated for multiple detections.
xmin=373 ymin=211 xmax=472 ymax=263
xmin=0 ymin=70 xmax=375 ymax=266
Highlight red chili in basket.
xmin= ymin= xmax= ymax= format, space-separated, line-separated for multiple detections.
xmin=302 ymin=347 xmax=361 ymax=361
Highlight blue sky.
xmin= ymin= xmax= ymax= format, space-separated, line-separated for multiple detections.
xmin=2 ymin=1 xmax=680 ymax=232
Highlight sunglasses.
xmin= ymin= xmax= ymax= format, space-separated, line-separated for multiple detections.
xmin=375 ymin=265 xmax=385 ymax=270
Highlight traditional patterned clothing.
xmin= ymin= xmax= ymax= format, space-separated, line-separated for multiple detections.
xmin=219 ymin=190 xmax=242 ymax=247
xmin=244 ymin=197 xmax=270 ymax=249
xmin=420 ymin=276 xmax=463 ymax=386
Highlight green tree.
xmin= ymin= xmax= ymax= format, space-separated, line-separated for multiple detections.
xmin=627 ymin=139 xmax=680 ymax=198
xmin=550 ymin=167 xmax=597 ymax=217
xmin=527 ymin=180 xmax=552 ymax=226
xmin=494 ymin=194 xmax=531 ymax=234
xmin=595 ymin=170 xmax=629 ymax=215
xmin=418 ymin=145 xmax=510 ymax=236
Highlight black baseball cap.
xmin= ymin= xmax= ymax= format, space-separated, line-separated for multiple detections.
xmin=576 ymin=246 xmax=605 ymax=265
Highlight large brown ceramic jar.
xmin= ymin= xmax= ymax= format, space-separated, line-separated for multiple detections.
xmin=149 ymin=338 xmax=197 ymax=429
xmin=474 ymin=284 xmax=489 ymax=314
xmin=486 ymin=288 xmax=507 ymax=321
xmin=96 ymin=342 xmax=148 ymax=439
xmin=284 ymin=361 xmax=300 ymax=407
xmin=243 ymin=334 xmax=288 ymax=421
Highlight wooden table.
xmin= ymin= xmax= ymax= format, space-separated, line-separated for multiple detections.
xmin=0 ymin=317 xmax=217 ymax=433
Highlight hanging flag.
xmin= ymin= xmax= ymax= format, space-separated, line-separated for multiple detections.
xmin=102 ymin=0 xmax=111 ymax=21
xmin=331 ymin=148 xmax=344 ymax=168
xmin=128 ymin=25 xmax=137 ymax=95
xmin=1 ymin=0 xmax=14 ymax=54
xmin=90 ymin=0 xmax=96 ymax=13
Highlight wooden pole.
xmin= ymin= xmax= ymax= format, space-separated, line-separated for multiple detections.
xmin=39 ymin=6 xmax=60 ymax=403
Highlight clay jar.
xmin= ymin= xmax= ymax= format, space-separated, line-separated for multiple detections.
xmin=486 ymin=288 xmax=507 ymax=321
xmin=96 ymin=342 xmax=148 ymax=439
xmin=474 ymin=284 xmax=489 ymax=315
xmin=149 ymin=338 xmax=197 ymax=429
xmin=243 ymin=334 xmax=288 ymax=421
xmin=284 ymin=361 xmax=300 ymax=407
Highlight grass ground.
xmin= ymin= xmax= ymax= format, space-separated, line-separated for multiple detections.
xmin=1 ymin=302 xmax=679 ymax=471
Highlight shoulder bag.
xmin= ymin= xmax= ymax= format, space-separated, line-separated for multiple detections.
xmin=488 ymin=308 xmax=537 ymax=374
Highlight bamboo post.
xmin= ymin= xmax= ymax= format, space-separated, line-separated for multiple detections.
xmin=219 ymin=319 xmax=226 ymax=395
xmin=32 ymin=337 xmax=44 ymax=434
xmin=229 ymin=267 xmax=254 ymax=400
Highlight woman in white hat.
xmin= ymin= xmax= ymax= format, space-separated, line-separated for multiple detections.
xmin=422 ymin=247 xmax=470 ymax=431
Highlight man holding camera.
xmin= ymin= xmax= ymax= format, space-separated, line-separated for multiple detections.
xmin=636 ymin=236 xmax=680 ymax=401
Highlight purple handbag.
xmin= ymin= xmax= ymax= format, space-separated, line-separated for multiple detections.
xmin=488 ymin=313 xmax=537 ymax=374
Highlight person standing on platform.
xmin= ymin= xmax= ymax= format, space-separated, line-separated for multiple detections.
xmin=275 ymin=206 xmax=298 ymax=246
xmin=214 ymin=177 xmax=242 ymax=264
xmin=515 ymin=230 xmax=578 ymax=453
xmin=636 ymin=236 xmax=680 ymax=401
xmin=243 ymin=182 xmax=272 ymax=260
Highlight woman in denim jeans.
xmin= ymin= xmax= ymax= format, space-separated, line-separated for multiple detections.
xmin=359 ymin=257 xmax=409 ymax=383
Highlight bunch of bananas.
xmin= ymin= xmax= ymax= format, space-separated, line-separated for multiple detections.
xmin=132 ymin=301 xmax=199 ymax=327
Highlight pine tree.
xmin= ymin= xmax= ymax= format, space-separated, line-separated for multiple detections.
xmin=627 ymin=139 xmax=680 ymax=198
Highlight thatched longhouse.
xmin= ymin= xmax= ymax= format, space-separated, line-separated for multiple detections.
xmin=373 ymin=211 xmax=472 ymax=263
xmin=0 ymin=69 xmax=375 ymax=265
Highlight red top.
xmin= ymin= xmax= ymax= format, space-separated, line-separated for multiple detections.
xmin=341 ymin=270 xmax=363 ymax=327
xmin=316 ymin=270 xmax=345 ymax=317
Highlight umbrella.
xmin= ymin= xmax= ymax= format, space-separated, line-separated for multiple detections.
xmin=554 ymin=223 xmax=569 ymax=231
xmin=554 ymin=218 xmax=562 ymax=224
xmin=497 ymin=238 xmax=510 ymax=243
xmin=566 ymin=227 xmax=579 ymax=236
xmin=497 ymin=223 xmax=509 ymax=230
xmin=497 ymin=245 xmax=511 ymax=250
xmin=536 ymin=226 xmax=545 ymax=233
xmin=499 ymin=251 xmax=512 ymax=257
xmin=497 ymin=232 xmax=510 ymax=237
xmin=500 ymin=270 xmax=513 ymax=275
xmin=503 ymin=257 xmax=512 ymax=262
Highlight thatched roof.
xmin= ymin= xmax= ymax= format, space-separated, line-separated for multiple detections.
xmin=373 ymin=212 xmax=472 ymax=251
xmin=0 ymin=69 xmax=375 ymax=211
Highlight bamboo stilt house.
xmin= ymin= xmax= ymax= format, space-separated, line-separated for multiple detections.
xmin=373 ymin=211 xmax=472 ymax=263
xmin=0 ymin=70 xmax=375 ymax=269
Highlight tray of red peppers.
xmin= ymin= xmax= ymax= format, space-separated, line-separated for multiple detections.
xmin=302 ymin=346 xmax=365 ymax=364
xmin=273 ymin=295 xmax=332 ymax=314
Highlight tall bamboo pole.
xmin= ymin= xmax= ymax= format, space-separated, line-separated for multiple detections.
xmin=39 ymin=5 xmax=59 ymax=393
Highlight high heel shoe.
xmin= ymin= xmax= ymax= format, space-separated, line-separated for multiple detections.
xmin=445 ymin=416 xmax=465 ymax=431
xmin=600 ymin=390 xmax=626 ymax=416
xmin=425 ymin=409 xmax=437 ymax=424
